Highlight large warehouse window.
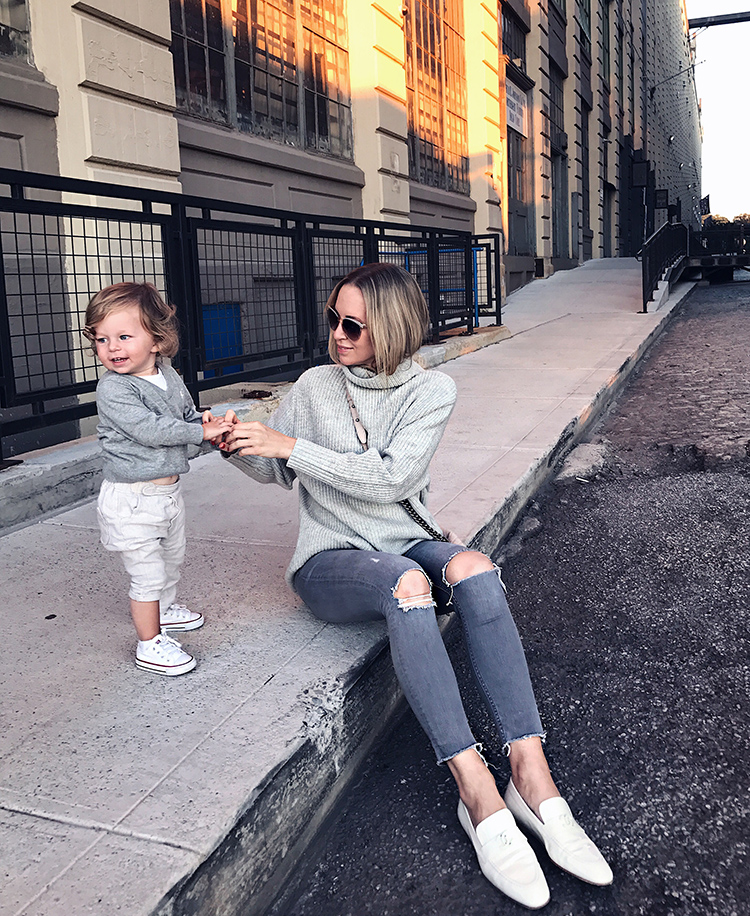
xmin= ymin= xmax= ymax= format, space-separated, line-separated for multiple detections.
xmin=0 ymin=0 xmax=30 ymax=60
xmin=502 ymin=5 xmax=526 ymax=71
xmin=549 ymin=63 xmax=565 ymax=139
xmin=171 ymin=0 xmax=227 ymax=123
xmin=601 ymin=0 xmax=610 ymax=87
xmin=170 ymin=0 xmax=352 ymax=159
xmin=507 ymin=126 xmax=532 ymax=256
xmin=404 ymin=0 xmax=469 ymax=194
xmin=300 ymin=0 xmax=351 ymax=156
xmin=233 ymin=0 xmax=298 ymax=142
xmin=576 ymin=0 xmax=591 ymax=55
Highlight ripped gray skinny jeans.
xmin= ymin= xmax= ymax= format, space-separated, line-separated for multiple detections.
xmin=293 ymin=540 xmax=544 ymax=763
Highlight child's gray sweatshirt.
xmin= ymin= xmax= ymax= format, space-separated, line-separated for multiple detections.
xmin=225 ymin=359 xmax=457 ymax=587
xmin=96 ymin=365 xmax=205 ymax=483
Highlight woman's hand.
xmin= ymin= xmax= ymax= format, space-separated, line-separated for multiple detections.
xmin=221 ymin=420 xmax=296 ymax=460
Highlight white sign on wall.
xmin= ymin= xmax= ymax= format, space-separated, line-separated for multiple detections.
xmin=506 ymin=81 xmax=528 ymax=137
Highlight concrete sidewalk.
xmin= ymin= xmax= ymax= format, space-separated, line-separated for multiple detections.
xmin=0 ymin=259 xmax=693 ymax=916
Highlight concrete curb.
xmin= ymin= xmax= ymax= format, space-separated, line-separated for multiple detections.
xmin=155 ymin=636 xmax=407 ymax=916
xmin=0 ymin=440 xmax=102 ymax=532
xmin=414 ymin=324 xmax=511 ymax=369
xmin=148 ymin=292 xmax=690 ymax=915
xmin=470 ymin=286 xmax=693 ymax=556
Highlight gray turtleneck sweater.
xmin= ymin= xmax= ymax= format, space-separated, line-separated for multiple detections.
xmin=225 ymin=359 xmax=457 ymax=587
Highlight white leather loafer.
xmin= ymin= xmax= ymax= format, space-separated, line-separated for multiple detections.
xmin=457 ymin=800 xmax=550 ymax=909
xmin=504 ymin=779 xmax=614 ymax=886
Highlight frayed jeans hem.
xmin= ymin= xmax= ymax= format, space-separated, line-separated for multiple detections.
xmin=502 ymin=732 xmax=547 ymax=757
xmin=437 ymin=741 xmax=482 ymax=766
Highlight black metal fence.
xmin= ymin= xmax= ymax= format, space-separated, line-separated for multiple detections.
xmin=689 ymin=225 xmax=749 ymax=261
xmin=640 ymin=221 xmax=689 ymax=312
xmin=0 ymin=169 xmax=501 ymax=459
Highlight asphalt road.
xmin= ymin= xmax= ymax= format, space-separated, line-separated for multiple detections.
xmin=267 ymin=277 xmax=750 ymax=916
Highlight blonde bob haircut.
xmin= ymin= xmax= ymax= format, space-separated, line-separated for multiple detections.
xmin=83 ymin=282 xmax=180 ymax=359
xmin=327 ymin=263 xmax=429 ymax=376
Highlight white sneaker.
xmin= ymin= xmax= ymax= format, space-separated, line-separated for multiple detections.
xmin=135 ymin=633 xmax=196 ymax=676
xmin=160 ymin=603 xmax=204 ymax=632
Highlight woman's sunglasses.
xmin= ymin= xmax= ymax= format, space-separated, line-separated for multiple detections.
xmin=326 ymin=307 xmax=367 ymax=342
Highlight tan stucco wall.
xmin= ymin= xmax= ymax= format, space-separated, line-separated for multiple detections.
xmin=464 ymin=0 xmax=503 ymax=237
xmin=28 ymin=0 xmax=180 ymax=189
xmin=349 ymin=2 xmax=410 ymax=223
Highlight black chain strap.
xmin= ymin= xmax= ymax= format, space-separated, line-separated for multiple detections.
xmin=399 ymin=496 xmax=450 ymax=542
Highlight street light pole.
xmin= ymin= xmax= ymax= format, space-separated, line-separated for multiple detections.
xmin=688 ymin=12 xmax=750 ymax=29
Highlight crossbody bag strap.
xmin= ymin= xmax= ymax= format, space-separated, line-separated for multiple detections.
xmin=343 ymin=375 xmax=449 ymax=543
xmin=344 ymin=382 xmax=369 ymax=449
xmin=399 ymin=494 xmax=450 ymax=542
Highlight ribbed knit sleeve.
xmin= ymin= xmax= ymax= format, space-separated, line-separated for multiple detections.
xmin=96 ymin=367 xmax=206 ymax=482
xmin=222 ymin=383 xmax=298 ymax=489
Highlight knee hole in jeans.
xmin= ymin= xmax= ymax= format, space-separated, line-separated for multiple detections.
xmin=392 ymin=569 xmax=435 ymax=613
xmin=443 ymin=550 xmax=494 ymax=585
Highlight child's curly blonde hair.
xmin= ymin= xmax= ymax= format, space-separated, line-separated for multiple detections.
xmin=83 ymin=282 xmax=180 ymax=358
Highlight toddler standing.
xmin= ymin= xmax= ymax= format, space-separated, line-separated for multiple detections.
xmin=84 ymin=282 xmax=230 ymax=675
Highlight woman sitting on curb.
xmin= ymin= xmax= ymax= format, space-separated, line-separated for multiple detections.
xmin=218 ymin=262 xmax=613 ymax=909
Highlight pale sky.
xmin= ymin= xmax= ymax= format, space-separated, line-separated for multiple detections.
xmin=684 ymin=1 xmax=750 ymax=219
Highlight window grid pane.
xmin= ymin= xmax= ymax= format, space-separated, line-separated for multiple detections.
xmin=301 ymin=0 xmax=352 ymax=157
xmin=170 ymin=0 xmax=351 ymax=159
xmin=576 ymin=0 xmax=592 ymax=56
xmin=405 ymin=0 xmax=469 ymax=194
xmin=601 ymin=0 xmax=610 ymax=86
xmin=502 ymin=6 xmax=526 ymax=70
xmin=0 ymin=0 xmax=30 ymax=59
xmin=549 ymin=64 xmax=565 ymax=135
xmin=581 ymin=106 xmax=590 ymax=226
xmin=243 ymin=0 xmax=298 ymax=142
xmin=171 ymin=0 xmax=229 ymax=124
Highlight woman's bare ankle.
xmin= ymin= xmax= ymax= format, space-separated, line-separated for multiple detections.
xmin=507 ymin=737 xmax=560 ymax=818
xmin=447 ymin=748 xmax=506 ymax=827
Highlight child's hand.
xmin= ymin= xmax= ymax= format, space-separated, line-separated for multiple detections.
xmin=203 ymin=409 xmax=239 ymax=427
xmin=202 ymin=412 xmax=233 ymax=444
